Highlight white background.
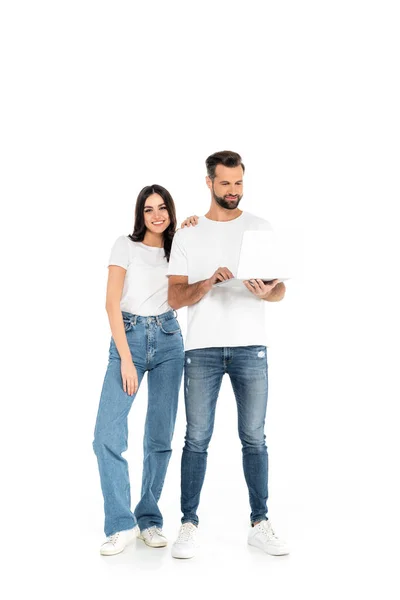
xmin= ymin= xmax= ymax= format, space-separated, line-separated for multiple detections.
xmin=1 ymin=1 xmax=399 ymax=598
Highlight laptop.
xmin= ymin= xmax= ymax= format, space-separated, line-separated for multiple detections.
xmin=215 ymin=229 xmax=294 ymax=288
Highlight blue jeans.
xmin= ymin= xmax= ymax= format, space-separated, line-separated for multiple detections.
xmin=181 ymin=346 xmax=269 ymax=525
xmin=93 ymin=310 xmax=184 ymax=536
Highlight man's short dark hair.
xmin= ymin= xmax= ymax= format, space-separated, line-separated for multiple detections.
xmin=205 ymin=150 xmax=245 ymax=180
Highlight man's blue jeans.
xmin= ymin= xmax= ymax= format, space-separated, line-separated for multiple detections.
xmin=93 ymin=310 xmax=184 ymax=536
xmin=181 ymin=346 xmax=269 ymax=525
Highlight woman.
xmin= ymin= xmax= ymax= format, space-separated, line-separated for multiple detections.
xmin=93 ymin=184 xmax=198 ymax=555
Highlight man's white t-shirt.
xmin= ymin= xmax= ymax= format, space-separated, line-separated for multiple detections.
xmin=167 ymin=211 xmax=272 ymax=350
xmin=109 ymin=236 xmax=171 ymax=316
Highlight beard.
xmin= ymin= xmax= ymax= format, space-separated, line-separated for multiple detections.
xmin=212 ymin=187 xmax=242 ymax=210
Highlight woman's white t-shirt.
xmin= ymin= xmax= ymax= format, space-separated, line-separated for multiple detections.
xmin=108 ymin=236 xmax=171 ymax=316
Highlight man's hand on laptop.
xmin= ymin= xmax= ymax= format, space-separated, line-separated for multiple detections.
xmin=206 ymin=266 xmax=234 ymax=289
xmin=244 ymin=278 xmax=279 ymax=298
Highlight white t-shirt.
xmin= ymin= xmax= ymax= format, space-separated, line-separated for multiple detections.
xmin=167 ymin=211 xmax=273 ymax=350
xmin=108 ymin=236 xmax=171 ymax=316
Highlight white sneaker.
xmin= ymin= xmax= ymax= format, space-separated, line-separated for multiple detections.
xmin=171 ymin=522 xmax=198 ymax=559
xmin=138 ymin=526 xmax=168 ymax=548
xmin=248 ymin=520 xmax=290 ymax=556
xmin=100 ymin=526 xmax=139 ymax=556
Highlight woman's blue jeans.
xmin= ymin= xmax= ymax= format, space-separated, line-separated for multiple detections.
xmin=181 ymin=345 xmax=269 ymax=525
xmin=93 ymin=310 xmax=184 ymax=536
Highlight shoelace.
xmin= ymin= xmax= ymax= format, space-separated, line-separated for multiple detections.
xmin=176 ymin=524 xmax=196 ymax=542
xmin=259 ymin=522 xmax=278 ymax=540
xmin=107 ymin=532 xmax=120 ymax=545
xmin=145 ymin=527 xmax=163 ymax=539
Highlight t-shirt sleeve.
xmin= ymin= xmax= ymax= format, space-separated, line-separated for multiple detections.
xmin=257 ymin=219 xmax=273 ymax=232
xmin=108 ymin=236 xmax=130 ymax=269
xmin=167 ymin=231 xmax=188 ymax=277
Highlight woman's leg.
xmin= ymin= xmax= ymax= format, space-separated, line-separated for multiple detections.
xmin=134 ymin=320 xmax=184 ymax=530
xmin=93 ymin=339 xmax=146 ymax=536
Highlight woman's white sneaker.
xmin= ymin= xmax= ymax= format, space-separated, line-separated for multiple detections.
xmin=100 ymin=526 xmax=139 ymax=556
xmin=138 ymin=526 xmax=168 ymax=548
xmin=171 ymin=523 xmax=198 ymax=559
xmin=248 ymin=520 xmax=290 ymax=556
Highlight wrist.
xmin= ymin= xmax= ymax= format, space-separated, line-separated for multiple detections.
xmin=201 ymin=278 xmax=212 ymax=293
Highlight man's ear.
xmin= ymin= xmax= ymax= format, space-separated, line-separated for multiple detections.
xmin=206 ymin=176 xmax=212 ymax=190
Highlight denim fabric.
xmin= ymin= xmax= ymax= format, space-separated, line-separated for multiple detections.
xmin=93 ymin=310 xmax=184 ymax=536
xmin=181 ymin=346 xmax=269 ymax=525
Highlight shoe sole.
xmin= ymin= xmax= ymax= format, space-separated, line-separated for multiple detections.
xmin=171 ymin=545 xmax=198 ymax=559
xmin=138 ymin=536 xmax=168 ymax=548
xmin=100 ymin=547 xmax=125 ymax=556
xmin=248 ymin=538 xmax=290 ymax=556
xmin=171 ymin=551 xmax=195 ymax=559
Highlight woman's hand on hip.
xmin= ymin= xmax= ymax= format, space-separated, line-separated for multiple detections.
xmin=121 ymin=358 xmax=138 ymax=396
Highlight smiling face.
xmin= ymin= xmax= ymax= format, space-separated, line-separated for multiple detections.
xmin=143 ymin=193 xmax=171 ymax=233
xmin=206 ymin=164 xmax=244 ymax=210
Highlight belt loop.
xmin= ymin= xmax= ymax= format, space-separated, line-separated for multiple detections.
xmin=156 ymin=316 xmax=161 ymax=326
xmin=133 ymin=315 xmax=137 ymax=326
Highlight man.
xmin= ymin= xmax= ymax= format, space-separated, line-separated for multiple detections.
xmin=167 ymin=150 xmax=289 ymax=558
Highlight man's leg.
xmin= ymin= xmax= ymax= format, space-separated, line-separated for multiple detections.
xmin=181 ymin=347 xmax=224 ymax=525
xmin=228 ymin=345 xmax=269 ymax=524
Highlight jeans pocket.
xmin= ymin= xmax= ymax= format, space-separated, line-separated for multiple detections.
xmin=159 ymin=319 xmax=181 ymax=335
xmin=123 ymin=319 xmax=133 ymax=333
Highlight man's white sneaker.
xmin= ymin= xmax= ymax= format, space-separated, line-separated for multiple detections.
xmin=100 ymin=526 xmax=139 ymax=556
xmin=248 ymin=520 xmax=290 ymax=556
xmin=138 ymin=526 xmax=168 ymax=548
xmin=171 ymin=522 xmax=198 ymax=559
